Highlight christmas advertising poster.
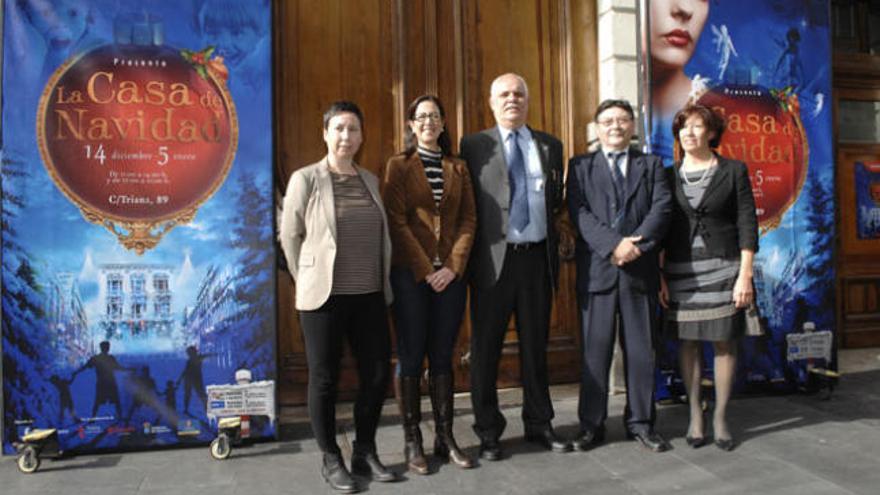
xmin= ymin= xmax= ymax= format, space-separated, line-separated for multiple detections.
xmin=855 ymin=162 xmax=880 ymax=240
xmin=1 ymin=0 xmax=275 ymax=453
xmin=645 ymin=0 xmax=834 ymax=396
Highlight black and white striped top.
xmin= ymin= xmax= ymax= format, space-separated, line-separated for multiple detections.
xmin=329 ymin=172 xmax=383 ymax=295
xmin=418 ymin=145 xmax=444 ymax=206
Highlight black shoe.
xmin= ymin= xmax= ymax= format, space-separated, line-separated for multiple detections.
xmin=572 ymin=427 xmax=605 ymax=451
xmin=627 ymin=430 xmax=671 ymax=453
xmin=714 ymin=437 xmax=736 ymax=451
xmin=351 ymin=444 xmax=399 ymax=482
xmin=685 ymin=435 xmax=708 ymax=448
xmin=322 ymin=453 xmax=359 ymax=493
xmin=525 ymin=428 xmax=572 ymax=453
xmin=479 ymin=438 xmax=503 ymax=461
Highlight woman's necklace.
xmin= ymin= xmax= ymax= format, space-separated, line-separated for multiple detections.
xmin=681 ymin=156 xmax=716 ymax=186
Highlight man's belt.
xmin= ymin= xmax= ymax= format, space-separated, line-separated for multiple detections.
xmin=507 ymin=240 xmax=546 ymax=251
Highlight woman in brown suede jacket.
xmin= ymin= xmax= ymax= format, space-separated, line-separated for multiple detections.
xmin=380 ymin=94 xmax=476 ymax=474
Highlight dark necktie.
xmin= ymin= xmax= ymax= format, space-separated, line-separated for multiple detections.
xmin=508 ymin=130 xmax=530 ymax=232
xmin=609 ymin=151 xmax=626 ymax=228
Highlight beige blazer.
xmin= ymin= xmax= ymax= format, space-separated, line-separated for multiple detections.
xmin=279 ymin=157 xmax=393 ymax=311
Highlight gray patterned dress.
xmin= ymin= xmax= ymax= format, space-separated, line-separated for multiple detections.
xmin=665 ymin=166 xmax=744 ymax=341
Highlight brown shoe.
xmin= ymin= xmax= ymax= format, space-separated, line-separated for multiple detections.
xmin=430 ymin=373 xmax=474 ymax=469
xmin=399 ymin=375 xmax=429 ymax=474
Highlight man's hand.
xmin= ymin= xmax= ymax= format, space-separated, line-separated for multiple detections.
xmin=611 ymin=236 xmax=643 ymax=266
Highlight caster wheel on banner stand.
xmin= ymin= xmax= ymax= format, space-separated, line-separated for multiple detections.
xmin=17 ymin=445 xmax=41 ymax=474
xmin=210 ymin=433 xmax=233 ymax=460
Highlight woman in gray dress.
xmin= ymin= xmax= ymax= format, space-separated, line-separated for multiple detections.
xmin=659 ymin=104 xmax=758 ymax=452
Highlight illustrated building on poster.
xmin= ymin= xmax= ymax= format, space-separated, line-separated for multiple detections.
xmin=45 ymin=272 xmax=91 ymax=367
xmin=182 ymin=265 xmax=241 ymax=369
xmin=754 ymin=252 xmax=806 ymax=329
xmin=98 ymin=264 xmax=175 ymax=343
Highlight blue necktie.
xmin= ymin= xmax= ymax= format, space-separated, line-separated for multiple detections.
xmin=508 ymin=130 xmax=530 ymax=232
xmin=609 ymin=151 xmax=626 ymax=228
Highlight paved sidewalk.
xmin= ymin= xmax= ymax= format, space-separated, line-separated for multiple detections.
xmin=2 ymin=349 xmax=879 ymax=495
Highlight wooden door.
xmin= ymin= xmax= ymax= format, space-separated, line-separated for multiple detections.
xmin=274 ymin=0 xmax=598 ymax=405
xmin=834 ymin=83 xmax=880 ymax=348
xmin=836 ymin=145 xmax=880 ymax=347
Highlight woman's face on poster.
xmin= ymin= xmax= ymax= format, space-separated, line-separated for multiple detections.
xmin=650 ymin=0 xmax=709 ymax=71
xmin=204 ymin=22 xmax=261 ymax=68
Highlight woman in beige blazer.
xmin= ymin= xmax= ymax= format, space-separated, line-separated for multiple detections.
xmin=380 ymin=95 xmax=476 ymax=474
xmin=279 ymin=101 xmax=395 ymax=492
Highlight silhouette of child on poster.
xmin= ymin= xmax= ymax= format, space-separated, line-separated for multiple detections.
xmin=49 ymin=374 xmax=78 ymax=424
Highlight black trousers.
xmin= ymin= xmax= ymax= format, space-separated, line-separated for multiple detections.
xmin=390 ymin=267 xmax=467 ymax=377
xmin=300 ymin=292 xmax=391 ymax=454
xmin=470 ymin=243 xmax=554 ymax=441
xmin=578 ymin=287 xmax=656 ymax=434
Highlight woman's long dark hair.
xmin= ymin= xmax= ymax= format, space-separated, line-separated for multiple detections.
xmin=403 ymin=94 xmax=452 ymax=157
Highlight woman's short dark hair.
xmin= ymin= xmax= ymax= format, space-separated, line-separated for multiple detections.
xmin=672 ymin=104 xmax=726 ymax=150
xmin=403 ymin=94 xmax=452 ymax=157
xmin=323 ymin=101 xmax=364 ymax=129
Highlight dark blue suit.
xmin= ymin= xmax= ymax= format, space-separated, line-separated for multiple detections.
xmin=566 ymin=148 xmax=671 ymax=434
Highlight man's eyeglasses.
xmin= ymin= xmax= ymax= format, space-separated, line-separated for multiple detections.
xmin=596 ymin=117 xmax=633 ymax=128
xmin=413 ymin=112 xmax=442 ymax=122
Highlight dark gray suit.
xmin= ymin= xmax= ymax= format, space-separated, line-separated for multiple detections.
xmin=460 ymin=126 xmax=564 ymax=441
xmin=566 ymin=148 xmax=671 ymax=434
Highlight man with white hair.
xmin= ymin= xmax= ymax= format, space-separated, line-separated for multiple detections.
xmin=460 ymin=73 xmax=571 ymax=460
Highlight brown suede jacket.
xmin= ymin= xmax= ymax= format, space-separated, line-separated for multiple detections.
xmin=380 ymin=152 xmax=477 ymax=282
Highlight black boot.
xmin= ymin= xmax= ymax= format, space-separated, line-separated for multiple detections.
xmin=400 ymin=376 xmax=429 ymax=474
xmin=321 ymin=452 xmax=359 ymax=493
xmin=351 ymin=441 xmax=398 ymax=482
xmin=430 ymin=373 xmax=474 ymax=469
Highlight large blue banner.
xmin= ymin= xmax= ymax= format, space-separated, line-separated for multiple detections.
xmin=646 ymin=1 xmax=834 ymax=395
xmin=2 ymin=0 xmax=275 ymax=453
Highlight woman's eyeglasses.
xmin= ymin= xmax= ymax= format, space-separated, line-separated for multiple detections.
xmin=413 ymin=112 xmax=442 ymax=122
